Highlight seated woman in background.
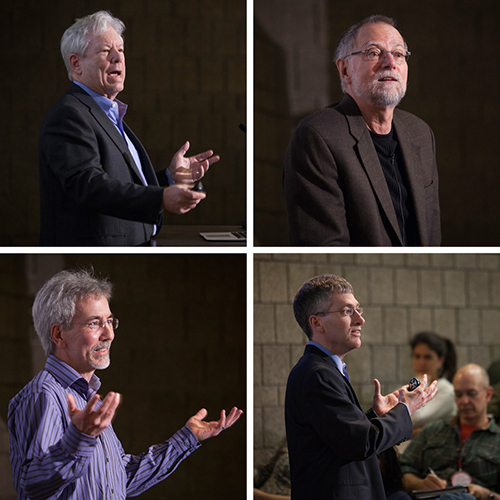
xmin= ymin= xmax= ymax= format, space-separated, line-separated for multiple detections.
xmin=398 ymin=332 xmax=457 ymax=455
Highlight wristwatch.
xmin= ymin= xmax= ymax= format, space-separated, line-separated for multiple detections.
xmin=488 ymin=492 xmax=495 ymax=500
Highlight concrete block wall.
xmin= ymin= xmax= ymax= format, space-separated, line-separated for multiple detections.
xmin=0 ymin=0 xmax=246 ymax=245
xmin=254 ymin=253 xmax=500 ymax=463
xmin=0 ymin=254 xmax=246 ymax=500
xmin=254 ymin=0 xmax=500 ymax=246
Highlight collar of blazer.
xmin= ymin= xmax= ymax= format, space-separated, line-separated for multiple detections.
xmin=68 ymin=83 xmax=148 ymax=184
xmin=338 ymin=93 xmax=428 ymax=246
xmin=304 ymin=344 xmax=362 ymax=408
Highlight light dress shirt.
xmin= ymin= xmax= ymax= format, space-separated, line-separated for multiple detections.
xmin=8 ymin=355 xmax=200 ymax=499
xmin=307 ymin=340 xmax=349 ymax=379
xmin=72 ymin=81 xmax=175 ymax=236
xmin=72 ymin=81 xmax=149 ymax=186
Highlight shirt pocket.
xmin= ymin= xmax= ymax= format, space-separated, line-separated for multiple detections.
xmin=423 ymin=435 xmax=457 ymax=473
xmin=466 ymin=447 xmax=500 ymax=488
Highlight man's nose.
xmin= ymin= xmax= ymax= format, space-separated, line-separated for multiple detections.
xmin=381 ymin=51 xmax=397 ymax=68
xmin=109 ymin=47 xmax=123 ymax=62
xmin=101 ymin=322 xmax=115 ymax=340
xmin=353 ymin=310 xmax=365 ymax=324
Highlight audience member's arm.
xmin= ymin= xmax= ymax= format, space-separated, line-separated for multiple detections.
xmin=402 ymin=472 xmax=446 ymax=492
xmin=467 ymin=484 xmax=499 ymax=500
xmin=254 ymin=488 xmax=291 ymax=500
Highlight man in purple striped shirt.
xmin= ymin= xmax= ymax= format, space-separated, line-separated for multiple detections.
xmin=8 ymin=269 xmax=242 ymax=499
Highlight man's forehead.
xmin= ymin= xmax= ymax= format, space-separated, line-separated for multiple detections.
xmin=454 ymin=374 xmax=484 ymax=391
xmin=329 ymin=292 xmax=358 ymax=306
xmin=356 ymin=23 xmax=404 ymax=47
xmin=75 ymin=294 xmax=110 ymax=310
xmin=89 ymin=27 xmax=123 ymax=46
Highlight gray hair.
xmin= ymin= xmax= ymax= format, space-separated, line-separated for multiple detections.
xmin=32 ymin=268 xmax=113 ymax=356
xmin=334 ymin=15 xmax=405 ymax=92
xmin=60 ymin=10 xmax=125 ymax=80
xmin=293 ymin=274 xmax=354 ymax=339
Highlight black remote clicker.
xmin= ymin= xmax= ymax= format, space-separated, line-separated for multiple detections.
xmin=408 ymin=377 xmax=420 ymax=391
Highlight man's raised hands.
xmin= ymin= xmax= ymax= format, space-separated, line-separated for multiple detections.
xmin=67 ymin=391 xmax=121 ymax=437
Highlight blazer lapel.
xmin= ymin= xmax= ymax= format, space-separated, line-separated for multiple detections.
xmin=123 ymin=122 xmax=160 ymax=187
xmin=304 ymin=344 xmax=362 ymax=409
xmin=339 ymin=95 xmax=403 ymax=245
xmin=68 ymin=84 xmax=147 ymax=184
xmin=393 ymin=115 xmax=428 ymax=245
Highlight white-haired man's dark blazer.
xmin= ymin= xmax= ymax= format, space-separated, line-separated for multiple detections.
xmin=39 ymin=83 xmax=168 ymax=246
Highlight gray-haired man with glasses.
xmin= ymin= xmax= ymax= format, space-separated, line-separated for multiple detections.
xmin=285 ymin=274 xmax=438 ymax=500
xmin=284 ymin=15 xmax=441 ymax=247
xmin=8 ymin=268 xmax=242 ymax=500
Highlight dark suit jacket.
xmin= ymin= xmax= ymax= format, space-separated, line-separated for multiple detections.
xmin=285 ymin=345 xmax=412 ymax=500
xmin=283 ymin=94 xmax=441 ymax=246
xmin=39 ymin=83 xmax=168 ymax=246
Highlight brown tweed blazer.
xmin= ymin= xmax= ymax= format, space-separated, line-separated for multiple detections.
xmin=283 ymin=93 xmax=441 ymax=246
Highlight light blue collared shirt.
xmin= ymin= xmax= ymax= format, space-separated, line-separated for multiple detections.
xmin=73 ymin=81 xmax=177 ymax=237
xmin=73 ymin=81 xmax=150 ymax=186
xmin=307 ymin=340 xmax=349 ymax=380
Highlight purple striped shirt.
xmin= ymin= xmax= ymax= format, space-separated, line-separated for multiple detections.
xmin=8 ymin=355 xmax=200 ymax=499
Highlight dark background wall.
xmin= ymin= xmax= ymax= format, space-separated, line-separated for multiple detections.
xmin=0 ymin=254 xmax=246 ymax=499
xmin=0 ymin=0 xmax=246 ymax=245
xmin=255 ymin=0 xmax=500 ymax=246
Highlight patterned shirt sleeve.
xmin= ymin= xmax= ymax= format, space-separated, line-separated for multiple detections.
xmin=10 ymin=391 xmax=98 ymax=500
xmin=121 ymin=426 xmax=201 ymax=497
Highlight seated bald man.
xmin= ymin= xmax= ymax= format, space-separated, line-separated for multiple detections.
xmin=401 ymin=363 xmax=500 ymax=499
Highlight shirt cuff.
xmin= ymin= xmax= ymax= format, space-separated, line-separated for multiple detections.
xmin=165 ymin=168 xmax=175 ymax=185
xmin=401 ymin=402 xmax=411 ymax=416
xmin=172 ymin=426 xmax=202 ymax=451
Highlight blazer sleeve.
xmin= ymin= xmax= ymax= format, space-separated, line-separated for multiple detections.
xmin=283 ymin=121 xmax=351 ymax=246
xmin=40 ymin=102 xmax=164 ymax=225
xmin=303 ymin=366 xmax=412 ymax=462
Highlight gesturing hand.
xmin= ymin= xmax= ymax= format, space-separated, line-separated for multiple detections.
xmin=185 ymin=407 xmax=243 ymax=442
xmin=162 ymin=184 xmax=206 ymax=214
xmin=397 ymin=374 xmax=439 ymax=415
xmin=372 ymin=379 xmax=400 ymax=415
xmin=67 ymin=392 xmax=121 ymax=437
xmin=168 ymin=141 xmax=220 ymax=184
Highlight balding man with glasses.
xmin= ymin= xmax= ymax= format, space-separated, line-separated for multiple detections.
xmin=284 ymin=15 xmax=441 ymax=247
xmin=285 ymin=274 xmax=438 ymax=500
xmin=8 ymin=268 xmax=242 ymax=500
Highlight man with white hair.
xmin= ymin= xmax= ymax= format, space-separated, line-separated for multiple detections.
xmin=8 ymin=269 xmax=242 ymax=499
xmin=283 ymin=15 xmax=441 ymax=247
xmin=39 ymin=11 xmax=219 ymax=245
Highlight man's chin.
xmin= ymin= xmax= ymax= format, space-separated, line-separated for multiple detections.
xmin=371 ymin=86 xmax=406 ymax=108
xmin=106 ymin=84 xmax=125 ymax=100
xmin=89 ymin=355 xmax=110 ymax=371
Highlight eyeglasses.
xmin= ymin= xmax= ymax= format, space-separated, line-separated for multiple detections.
xmin=344 ymin=46 xmax=411 ymax=65
xmin=63 ymin=318 xmax=120 ymax=331
xmin=313 ymin=307 xmax=363 ymax=317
